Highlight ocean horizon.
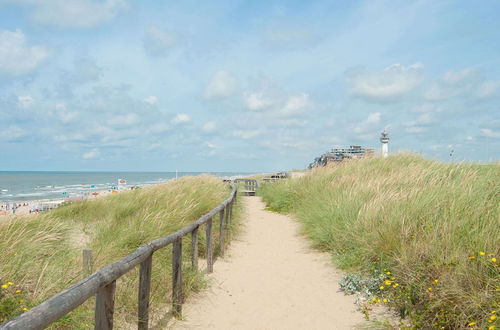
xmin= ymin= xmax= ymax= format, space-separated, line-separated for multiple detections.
xmin=0 ymin=171 xmax=252 ymax=203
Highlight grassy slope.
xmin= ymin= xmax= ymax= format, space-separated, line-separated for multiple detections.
xmin=0 ymin=175 xmax=240 ymax=328
xmin=259 ymin=154 xmax=499 ymax=329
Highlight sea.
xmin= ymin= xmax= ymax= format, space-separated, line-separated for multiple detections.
xmin=0 ymin=171 xmax=250 ymax=203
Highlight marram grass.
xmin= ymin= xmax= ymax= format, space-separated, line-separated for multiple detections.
xmin=259 ymin=153 xmax=499 ymax=329
xmin=0 ymin=175 xmax=241 ymax=328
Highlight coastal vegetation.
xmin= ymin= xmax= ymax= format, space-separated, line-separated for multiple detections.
xmin=0 ymin=175 xmax=240 ymax=328
xmin=259 ymin=154 xmax=499 ymax=329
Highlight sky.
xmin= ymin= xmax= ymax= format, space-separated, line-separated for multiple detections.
xmin=0 ymin=0 xmax=499 ymax=172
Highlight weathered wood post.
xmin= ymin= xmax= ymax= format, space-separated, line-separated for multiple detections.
xmin=83 ymin=248 xmax=93 ymax=275
xmin=172 ymin=238 xmax=183 ymax=317
xmin=191 ymin=226 xmax=199 ymax=271
xmin=219 ymin=208 xmax=225 ymax=257
xmin=206 ymin=217 xmax=213 ymax=273
xmin=95 ymin=280 xmax=116 ymax=330
xmin=138 ymin=254 xmax=152 ymax=330
xmin=228 ymin=200 xmax=233 ymax=228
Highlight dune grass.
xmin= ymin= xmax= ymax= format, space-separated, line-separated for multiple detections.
xmin=0 ymin=175 xmax=241 ymax=328
xmin=259 ymin=154 xmax=499 ymax=329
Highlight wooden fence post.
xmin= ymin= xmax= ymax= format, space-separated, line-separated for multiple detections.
xmin=206 ymin=217 xmax=213 ymax=273
xmin=95 ymin=280 xmax=116 ymax=330
xmin=138 ymin=254 xmax=152 ymax=330
xmin=191 ymin=226 xmax=199 ymax=271
xmin=219 ymin=209 xmax=225 ymax=257
xmin=228 ymin=200 xmax=233 ymax=228
xmin=172 ymin=238 xmax=183 ymax=318
xmin=83 ymin=248 xmax=92 ymax=275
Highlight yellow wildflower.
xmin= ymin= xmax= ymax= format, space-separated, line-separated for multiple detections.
xmin=492 ymin=257 xmax=497 ymax=263
xmin=393 ymin=283 xmax=399 ymax=288
xmin=383 ymin=298 xmax=388 ymax=303
xmin=492 ymin=310 xmax=497 ymax=314
xmin=491 ymin=315 xmax=497 ymax=320
xmin=488 ymin=253 xmax=494 ymax=257
xmin=390 ymin=277 xmax=395 ymax=280
xmin=386 ymin=272 xmax=391 ymax=275
xmin=376 ymin=298 xmax=381 ymax=303
xmin=1 ymin=284 xmax=8 ymax=289
xmin=480 ymin=251 xmax=485 ymax=256
xmin=371 ymin=297 xmax=377 ymax=302
xmin=15 ymin=289 xmax=22 ymax=294
xmin=488 ymin=325 xmax=495 ymax=330
xmin=469 ymin=322 xmax=476 ymax=326
xmin=7 ymin=282 xmax=13 ymax=286
xmin=22 ymin=308 xmax=28 ymax=312
xmin=434 ymin=279 xmax=439 ymax=284
xmin=469 ymin=256 xmax=476 ymax=259
xmin=379 ymin=285 xmax=385 ymax=290
xmin=428 ymin=287 xmax=433 ymax=291
xmin=384 ymin=280 xmax=392 ymax=285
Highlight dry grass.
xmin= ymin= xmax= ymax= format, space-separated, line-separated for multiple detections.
xmin=0 ymin=175 xmax=241 ymax=328
xmin=259 ymin=153 xmax=499 ymax=329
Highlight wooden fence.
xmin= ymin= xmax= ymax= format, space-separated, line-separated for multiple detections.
xmin=0 ymin=185 xmax=238 ymax=330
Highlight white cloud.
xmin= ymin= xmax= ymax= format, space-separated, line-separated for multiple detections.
xmin=60 ymin=112 xmax=79 ymax=123
xmin=280 ymin=93 xmax=311 ymax=116
xmin=349 ymin=63 xmax=423 ymax=103
xmin=405 ymin=113 xmax=435 ymax=126
xmin=232 ymin=129 xmax=263 ymax=139
xmin=476 ymin=80 xmax=500 ymax=99
xmin=144 ymin=96 xmax=158 ymax=105
xmin=82 ymin=149 xmax=100 ymax=159
xmin=481 ymin=128 xmax=500 ymax=138
xmin=243 ymin=91 xmax=277 ymax=111
xmin=202 ymin=121 xmax=217 ymax=133
xmin=351 ymin=112 xmax=382 ymax=134
xmin=263 ymin=27 xmax=320 ymax=50
xmin=404 ymin=113 xmax=435 ymax=133
xmin=442 ymin=68 xmax=475 ymax=85
xmin=17 ymin=95 xmax=34 ymax=109
xmin=7 ymin=0 xmax=127 ymax=28
xmin=283 ymin=119 xmax=308 ymax=127
xmin=203 ymin=71 xmax=237 ymax=100
xmin=0 ymin=125 xmax=26 ymax=141
xmin=413 ymin=104 xmax=441 ymax=113
xmin=0 ymin=29 xmax=49 ymax=76
xmin=424 ymin=68 xmax=491 ymax=101
xmin=107 ymin=113 xmax=138 ymax=127
xmin=143 ymin=25 xmax=178 ymax=57
xmin=171 ymin=113 xmax=190 ymax=125
xmin=150 ymin=123 xmax=170 ymax=133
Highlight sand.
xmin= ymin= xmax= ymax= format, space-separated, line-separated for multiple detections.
xmin=171 ymin=196 xmax=367 ymax=330
xmin=0 ymin=189 xmax=114 ymax=222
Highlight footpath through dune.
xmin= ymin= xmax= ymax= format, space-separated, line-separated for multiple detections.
xmin=171 ymin=196 xmax=366 ymax=330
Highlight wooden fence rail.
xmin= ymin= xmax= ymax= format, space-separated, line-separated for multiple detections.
xmin=0 ymin=185 xmax=238 ymax=330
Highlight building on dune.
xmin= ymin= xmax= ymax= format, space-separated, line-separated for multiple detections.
xmin=308 ymin=145 xmax=374 ymax=168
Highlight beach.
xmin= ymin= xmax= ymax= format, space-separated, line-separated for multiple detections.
xmin=0 ymin=171 xmax=250 ymax=220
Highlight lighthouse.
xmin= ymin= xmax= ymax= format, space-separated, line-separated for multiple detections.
xmin=380 ymin=130 xmax=389 ymax=158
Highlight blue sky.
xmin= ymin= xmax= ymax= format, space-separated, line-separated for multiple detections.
xmin=0 ymin=0 xmax=499 ymax=172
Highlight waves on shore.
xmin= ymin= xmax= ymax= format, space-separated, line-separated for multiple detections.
xmin=0 ymin=171 xmax=251 ymax=203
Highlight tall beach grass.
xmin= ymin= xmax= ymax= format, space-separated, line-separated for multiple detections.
xmin=0 ymin=175 xmax=241 ymax=328
xmin=259 ymin=154 xmax=499 ymax=329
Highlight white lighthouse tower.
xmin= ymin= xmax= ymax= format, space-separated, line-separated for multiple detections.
xmin=380 ymin=130 xmax=389 ymax=158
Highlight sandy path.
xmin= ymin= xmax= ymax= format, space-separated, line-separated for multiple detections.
xmin=171 ymin=196 xmax=365 ymax=330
